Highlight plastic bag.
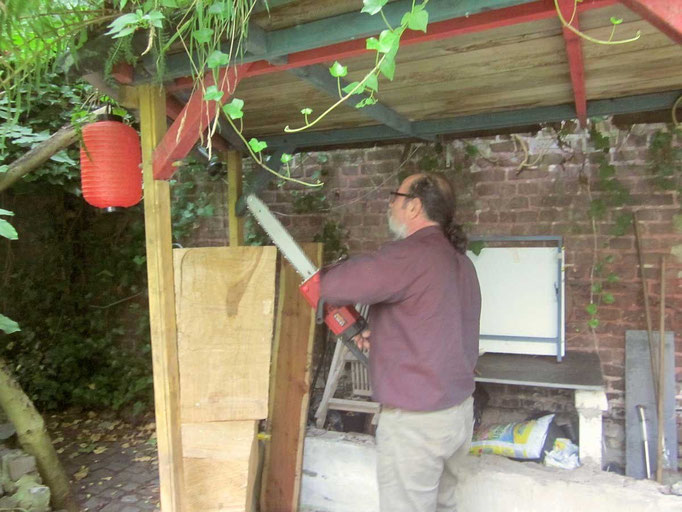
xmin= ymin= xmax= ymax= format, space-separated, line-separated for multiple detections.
xmin=469 ymin=413 xmax=555 ymax=460
xmin=543 ymin=438 xmax=580 ymax=469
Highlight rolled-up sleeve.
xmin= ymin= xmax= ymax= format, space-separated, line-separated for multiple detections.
xmin=320 ymin=244 xmax=412 ymax=306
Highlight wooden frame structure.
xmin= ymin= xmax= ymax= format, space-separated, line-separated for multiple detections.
xmin=81 ymin=0 xmax=681 ymax=510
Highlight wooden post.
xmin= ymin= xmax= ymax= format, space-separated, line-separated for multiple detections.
xmin=226 ymin=150 xmax=244 ymax=246
xmin=138 ymin=84 xmax=186 ymax=511
xmin=656 ymin=255 xmax=666 ymax=483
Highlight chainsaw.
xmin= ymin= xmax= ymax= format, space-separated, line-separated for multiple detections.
xmin=246 ymin=194 xmax=369 ymax=366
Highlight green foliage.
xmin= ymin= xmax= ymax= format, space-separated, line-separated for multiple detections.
xmin=647 ymin=128 xmax=682 ymax=193
xmin=313 ymin=221 xmax=349 ymax=264
xmin=468 ymin=240 xmax=485 ymax=256
xmin=291 ymin=190 xmax=329 ymax=214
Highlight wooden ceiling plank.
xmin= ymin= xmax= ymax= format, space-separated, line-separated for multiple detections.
xmin=558 ymin=0 xmax=588 ymax=126
xmin=148 ymin=0 xmax=616 ymax=85
xmin=620 ymin=0 xmax=682 ymax=45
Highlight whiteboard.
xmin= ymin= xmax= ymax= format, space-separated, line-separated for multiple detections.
xmin=466 ymin=246 xmax=564 ymax=357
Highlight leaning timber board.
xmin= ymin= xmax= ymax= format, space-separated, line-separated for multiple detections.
xmin=173 ymin=246 xmax=277 ymax=422
xmin=261 ymin=243 xmax=322 ymax=512
xmin=173 ymin=246 xmax=277 ymax=512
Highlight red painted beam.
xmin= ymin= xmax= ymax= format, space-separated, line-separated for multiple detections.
xmin=166 ymin=0 xmax=615 ymax=88
xmin=112 ymin=62 xmax=134 ymax=84
xmin=165 ymin=95 xmax=231 ymax=152
xmin=153 ymin=65 xmax=249 ymax=179
xmin=620 ymin=0 xmax=682 ymax=45
xmin=558 ymin=0 xmax=587 ymax=126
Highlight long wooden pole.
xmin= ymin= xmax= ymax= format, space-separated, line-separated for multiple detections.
xmin=656 ymin=255 xmax=666 ymax=483
xmin=138 ymin=84 xmax=187 ymax=511
xmin=632 ymin=212 xmax=659 ymax=400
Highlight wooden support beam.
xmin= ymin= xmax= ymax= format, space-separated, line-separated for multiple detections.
xmin=288 ymin=65 xmax=432 ymax=140
xmin=261 ymin=243 xmax=323 ymax=512
xmin=225 ymin=150 xmax=244 ymax=246
xmin=137 ymin=84 xmax=186 ymax=512
xmin=263 ymin=90 xmax=682 ymax=149
xmin=153 ymin=65 xmax=248 ymax=180
xmin=558 ymin=0 xmax=588 ymax=126
xmin=111 ymin=62 xmax=134 ymax=84
xmin=164 ymin=94 xmax=231 ymax=152
xmin=620 ymin=0 xmax=682 ymax=45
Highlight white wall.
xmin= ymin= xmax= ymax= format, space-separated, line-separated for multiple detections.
xmin=300 ymin=429 xmax=680 ymax=512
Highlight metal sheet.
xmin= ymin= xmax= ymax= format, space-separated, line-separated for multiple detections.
xmin=625 ymin=330 xmax=677 ymax=479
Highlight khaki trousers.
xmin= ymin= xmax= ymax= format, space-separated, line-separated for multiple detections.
xmin=376 ymin=396 xmax=474 ymax=512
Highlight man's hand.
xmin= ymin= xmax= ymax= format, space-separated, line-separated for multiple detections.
xmin=352 ymin=329 xmax=371 ymax=351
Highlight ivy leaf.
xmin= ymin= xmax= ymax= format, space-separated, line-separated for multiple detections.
xmin=606 ymin=273 xmax=619 ymax=284
xmin=0 ymin=208 xmax=14 ymax=216
xmin=585 ymin=303 xmax=598 ymax=316
xmin=280 ymin=153 xmax=293 ymax=164
xmin=300 ymin=107 xmax=313 ymax=116
xmin=329 ymin=61 xmax=348 ymax=78
xmin=342 ymin=81 xmax=364 ymax=95
xmin=610 ymin=17 xmax=623 ymax=25
xmin=379 ymin=52 xmax=396 ymax=80
xmin=207 ymin=50 xmax=229 ymax=69
xmin=203 ymin=85 xmax=224 ymax=102
xmin=361 ymin=0 xmax=389 ymax=15
xmin=192 ymin=28 xmax=214 ymax=44
xmin=208 ymin=2 xmax=233 ymax=17
xmin=602 ymin=292 xmax=615 ymax=305
xmin=377 ymin=29 xmax=398 ymax=53
xmin=145 ymin=10 xmax=165 ymax=29
xmin=591 ymin=283 xmax=602 ymax=294
xmin=161 ymin=0 xmax=179 ymax=7
xmin=0 ymin=314 xmax=20 ymax=335
xmin=0 ymin=218 xmax=18 ymax=240
xmin=363 ymin=74 xmax=379 ymax=92
xmin=468 ymin=241 xmax=485 ymax=256
xmin=222 ymin=98 xmax=244 ymax=119
xmin=588 ymin=318 xmax=599 ymax=329
xmin=402 ymin=9 xmax=429 ymax=32
xmin=248 ymin=137 xmax=268 ymax=153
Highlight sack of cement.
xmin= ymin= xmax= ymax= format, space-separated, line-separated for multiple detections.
xmin=469 ymin=414 xmax=555 ymax=460
xmin=543 ymin=438 xmax=580 ymax=469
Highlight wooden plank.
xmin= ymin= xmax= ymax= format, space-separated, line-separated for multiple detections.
xmin=182 ymin=421 xmax=260 ymax=512
xmin=173 ymin=246 xmax=277 ymax=422
xmin=138 ymin=84 xmax=187 ymax=512
xmin=165 ymin=94 xmax=231 ymax=151
xmin=261 ymin=243 xmax=322 ymax=512
xmin=621 ymin=0 xmax=682 ymax=45
xmin=226 ymin=151 xmax=244 ymax=246
xmin=327 ymin=398 xmax=381 ymax=414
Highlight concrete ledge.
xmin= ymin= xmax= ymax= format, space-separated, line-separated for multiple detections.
xmin=300 ymin=429 xmax=681 ymax=512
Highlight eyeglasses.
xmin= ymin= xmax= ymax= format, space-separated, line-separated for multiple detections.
xmin=389 ymin=191 xmax=416 ymax=203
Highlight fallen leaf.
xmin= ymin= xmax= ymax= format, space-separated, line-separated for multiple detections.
xmin=133 ymin=456 xmax=153 ymax=462
xmin=74 ymin=466 xmax=89 ymax=481
xmin=93 ymin=446 xmax=107 ymax=455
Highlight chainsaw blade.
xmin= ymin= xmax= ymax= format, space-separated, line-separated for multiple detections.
xmin=246 ymin=194 xmax=318 ymax=280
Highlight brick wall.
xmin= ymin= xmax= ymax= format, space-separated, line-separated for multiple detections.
xmin=230 ymin=121 xmax=681 ymax=469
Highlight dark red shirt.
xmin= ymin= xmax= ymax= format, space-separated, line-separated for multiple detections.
xmin=320 ymin=226 xmax=481 ymax=411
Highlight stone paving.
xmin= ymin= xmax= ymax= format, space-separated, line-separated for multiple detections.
xmin=48 ymin=412 xmax=161 ymax=511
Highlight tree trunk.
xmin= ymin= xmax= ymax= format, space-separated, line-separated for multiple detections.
xmin=0 ymin=358 xmax=79 ymax=512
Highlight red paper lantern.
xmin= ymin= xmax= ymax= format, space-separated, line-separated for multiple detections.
xmin=80 ymin=116 xmax=142 ymax=208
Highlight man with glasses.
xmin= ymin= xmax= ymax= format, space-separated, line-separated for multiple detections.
xmin=320 ymin=172 xmax=481 ymax=512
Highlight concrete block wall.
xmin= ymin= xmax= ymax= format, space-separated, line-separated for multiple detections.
xmin=219 ymin=121 xmax=681 ymax=469
xmin=0 ymin=445 xmax=51 ymax=511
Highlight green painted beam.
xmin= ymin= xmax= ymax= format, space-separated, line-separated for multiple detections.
xmin=138 ymin=0 xmax=536 ymax=82
xmin=263 ymin=90 xmax=682 ymax=149
xmin=287 ymin=65 xmax=433 ymax=140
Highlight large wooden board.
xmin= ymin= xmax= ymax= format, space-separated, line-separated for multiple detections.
xmin=182 ymin=421 xmax=260 ymax=512
xmin=261 ymin=243 xmax=323 ymax=512
xmin=173 ymin=246 xmax=277 ymax=422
